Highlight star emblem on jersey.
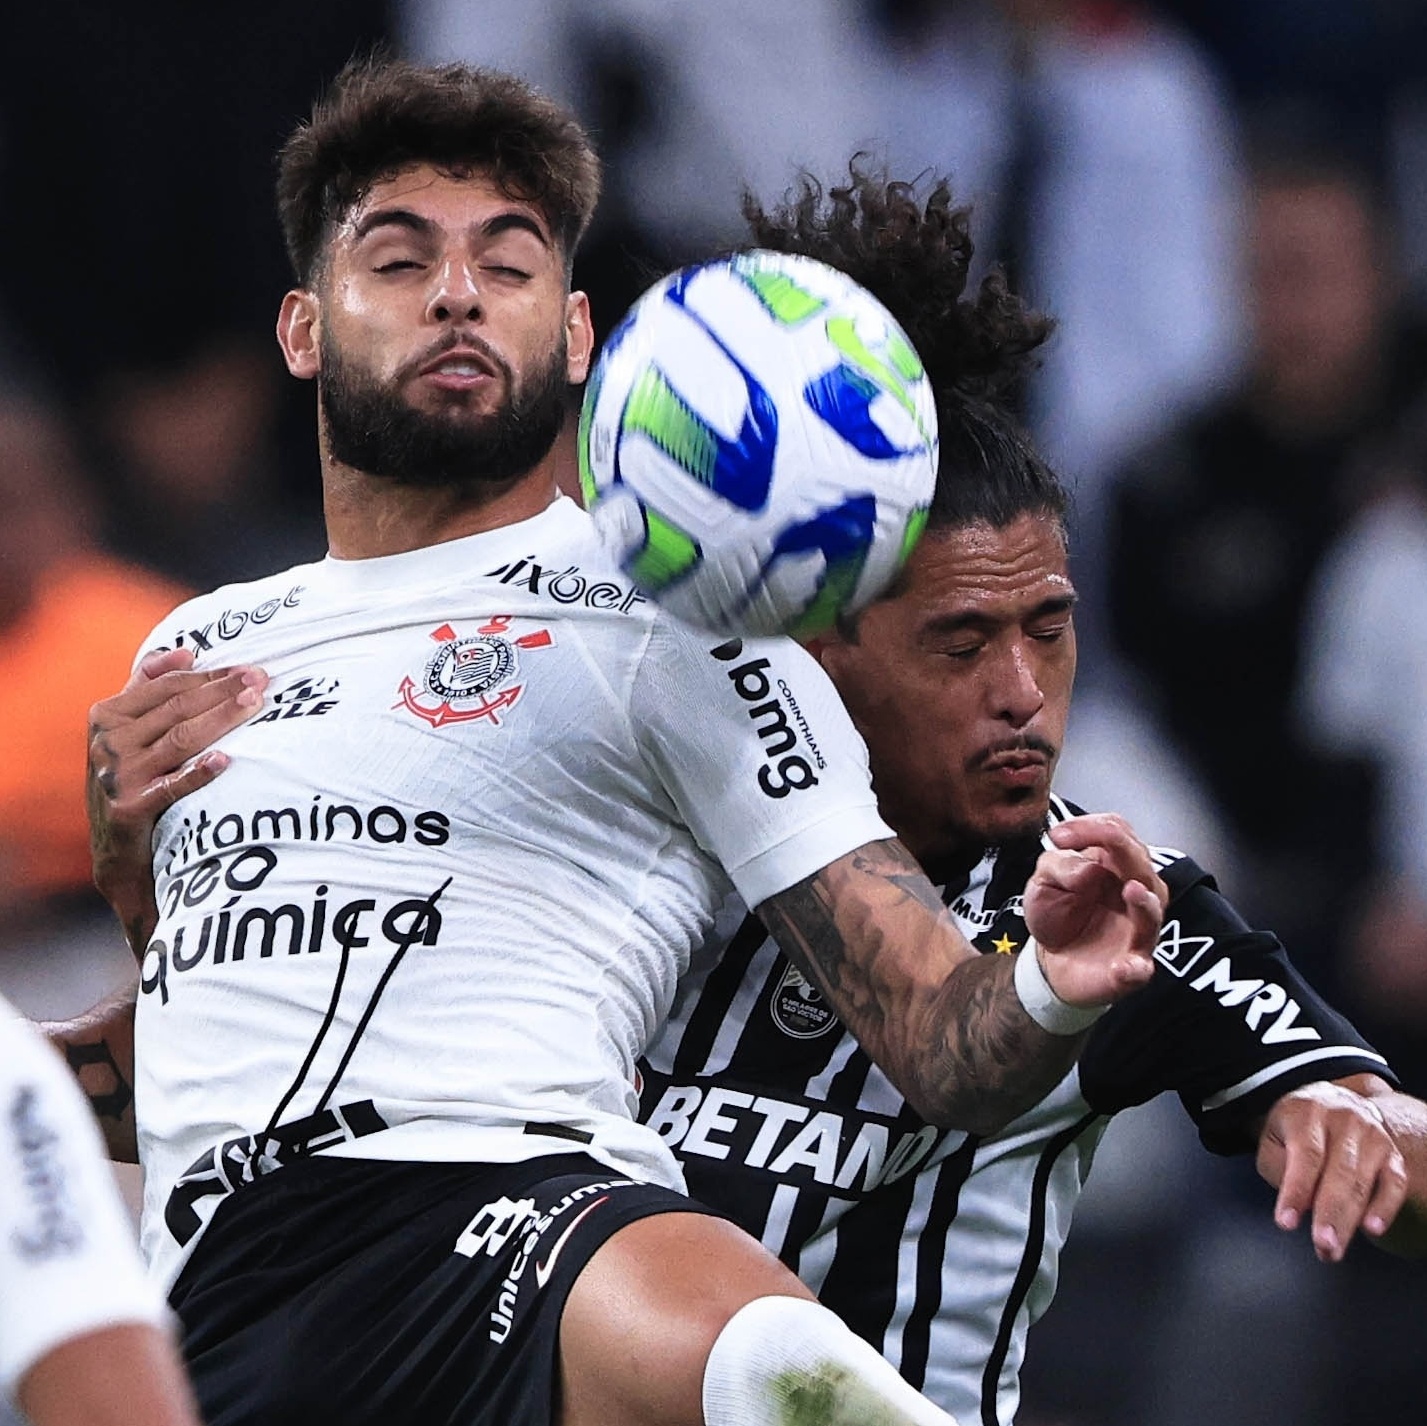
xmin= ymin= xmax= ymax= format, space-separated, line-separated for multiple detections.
xmin=992 ymin=934 xmax=1018 ymax=954
xmin=396 ymin=616 xmax=553 ymax=728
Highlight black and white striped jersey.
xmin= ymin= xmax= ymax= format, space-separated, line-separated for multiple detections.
xmin=638 ymin=794 xmax=1393 ymax=1426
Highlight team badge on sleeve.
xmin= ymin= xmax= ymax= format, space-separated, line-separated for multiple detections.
xmin=770 ymin=962 xmax=839 ymax=1038
xmin=396 ymin=617 xmax=553 ymax=729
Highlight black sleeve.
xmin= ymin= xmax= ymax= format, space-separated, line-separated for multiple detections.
xmin=1078 ymin=856 xmax=1397 ymax=1155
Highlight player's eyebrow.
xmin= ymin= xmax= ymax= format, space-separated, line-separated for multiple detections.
xmin=919 ymin=593 xmax=1077 ymax=638
xmin=351 ymin=208 xmax=550 ymax=250
xmin=480 ymin=211 xmax=551 ymax=248
xmin=353 ymin=209 xmax=434 ymax=243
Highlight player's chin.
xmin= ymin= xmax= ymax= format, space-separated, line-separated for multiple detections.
xmin=420 ymin=389 xmax=504 ymax=420
xmin=403 ymin=375 xmax=504 ymax=414
xmin=970 ymin=784 xmax=1052 ymax=846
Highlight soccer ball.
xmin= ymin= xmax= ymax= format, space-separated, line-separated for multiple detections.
xmin=578 ymin=250 xmax=938 ymax=638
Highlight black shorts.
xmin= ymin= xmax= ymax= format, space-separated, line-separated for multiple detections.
xmin=169 ymin=1154 xmax=717 ymax=1426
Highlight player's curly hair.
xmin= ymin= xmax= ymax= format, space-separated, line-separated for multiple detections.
xmin=277 ymin=55 xmax=601 ymax=285
xmin=742 ymin=164 xmax=1067 ymax=538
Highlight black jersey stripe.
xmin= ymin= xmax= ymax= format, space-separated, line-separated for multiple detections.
xmin=681 ymin=1158 xmax=783 ymax=1246
xmin=671 ymin=911 xmax=771 ymax=1079
xmin=817 ymin=1168 xmax=923 ymax=1349
xmin=979 ymin=1111 xmax=1099 ymax=1426
xmin=897 ymin=1133 xmax=982 ymax=1388
xmin=984 ymin=840 xmax=1038 ymax=918
xmin=314 ymin=878 xmax=451 ymax=1114
xmin=826 ymin=1037 xmax=877 ymax=1116
xmin=264 ymin=937 xmax=355 ymax=1134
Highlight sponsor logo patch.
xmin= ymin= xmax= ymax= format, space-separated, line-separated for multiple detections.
xmin=642 ymin=1077 xmax=951 ymax=1197
xmin=8 ymin=1085 xmax=85 ymax=1261
xmin=252 ymin=674 xmax=342 ymax=724
xmin=162 ymin=585 xmax=305 ymax=655
xmin=770 ymin=962 xmax=839 ymax=1039
xmin=485 ymin=556 xmax=647 ymax=613
xmin=454 ymin=1178 xmax=632 ymax=1344
xmin=711 ymin=640 xmax=821 ymax=799
xmin=1153 ymin=918 xmax=1216 ymax=979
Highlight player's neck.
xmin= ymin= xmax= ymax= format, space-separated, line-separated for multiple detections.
xmin=321 ymin=457 xmax=560 ymax=559
xmin=912 ymin=838 xmax=987 ymax=891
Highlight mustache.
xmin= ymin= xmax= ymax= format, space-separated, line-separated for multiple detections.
xmin=966 ymin=732 xmax=1058 ymax=773
xmin=400 ymin=330 xmax=512 ymax=385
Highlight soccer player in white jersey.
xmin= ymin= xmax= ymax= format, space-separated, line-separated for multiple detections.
xmin=639 ymin=169 xmax=1427 ymax=1425
xmin=0 ymin=997 xmax=200 ymax=1426
xmin=58 ymin=58 xmax=1171 ymax=1426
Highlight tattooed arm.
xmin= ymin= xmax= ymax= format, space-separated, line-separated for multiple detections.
xmin=756 ymin=818 xmax=1165 ymax=1134
xmin=73 ymin=648 xmax=264 ymax=1160
xmin=41 ymin=986 xmax=139 ymax=1164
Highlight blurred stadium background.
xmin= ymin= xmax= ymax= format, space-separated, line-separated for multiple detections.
xmin=1 ymin=2 xmax=1424 ymax=1421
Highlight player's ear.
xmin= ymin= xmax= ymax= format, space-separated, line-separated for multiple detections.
xmin=277 ymin=289 xmax=321 ymax=381
xmin=802 ymin=629 xmax=841 ymax=670
xmin=565 ymin=291 xmax=594 ymax=385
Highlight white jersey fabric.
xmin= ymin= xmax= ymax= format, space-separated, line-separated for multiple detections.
xmin=0 ymin=997 xmax=168 ymax=1399
xmin=134 ymin=496 xmax=890 ymax=1289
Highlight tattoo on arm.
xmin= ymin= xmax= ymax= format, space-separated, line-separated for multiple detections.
xmin=49 ymin=988 xmax=140 ymax=1163
xmin=64 ymin=1040 xmax=134 ymax=1123
xmin=758 ymin=839 xmax=1082 ymax=1133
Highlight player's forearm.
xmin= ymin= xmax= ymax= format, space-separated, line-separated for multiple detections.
xmin=89 ymin=810 xmax=160 ymax=961
xmin=17 ymin=1324 xmax=201 ymax=1426
xmin=757 ymin=840 xmax=1082 ymax=1133
xmin=42 ymin=987 xmax=139 ymax=1165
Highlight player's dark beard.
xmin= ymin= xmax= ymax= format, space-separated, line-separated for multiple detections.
xmin=319 ymin=332 xmax=569 ymax=490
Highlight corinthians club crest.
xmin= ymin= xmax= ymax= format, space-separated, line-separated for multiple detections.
xmin=396 ymin=616 xmax=552 ymax=728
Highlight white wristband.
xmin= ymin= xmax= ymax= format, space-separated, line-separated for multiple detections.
xmin=1013 ymin=938 xmax=1108 ymax=1036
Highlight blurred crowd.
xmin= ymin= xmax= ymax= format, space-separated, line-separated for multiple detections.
xmin=1 ymin=2 xmax=1425 ymax=1423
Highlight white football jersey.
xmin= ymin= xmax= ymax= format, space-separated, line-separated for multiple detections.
xmin=0 ymin=998 xmax=168 ymax=1399
xmin=133 ymin=497 xmax=890 ymax=1288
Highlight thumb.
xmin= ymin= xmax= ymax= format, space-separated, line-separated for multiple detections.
xmin=136 ymin=647 xmax=197 ymax=683
xmin=1124 ymin=880 xmax=1165 ymax=955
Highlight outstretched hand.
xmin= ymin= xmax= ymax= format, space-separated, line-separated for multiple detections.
xmin=1258 ymin=1078 xmax=1409 ymax=1263
xmin=1022 ymin=813 xmax=1167 ymax=1009
xmin=87 ymin=647 xmax=267 ymax=955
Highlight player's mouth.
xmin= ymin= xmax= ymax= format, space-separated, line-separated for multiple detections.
xmin=416 ymin=343 xmax=504 ymax=392
xmin=983 ymin=753 xmax=1047 ymax=787
xmin=971 ymin=738 xmax=1055 ymax=787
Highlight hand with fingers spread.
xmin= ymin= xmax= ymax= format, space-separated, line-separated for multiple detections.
xmin=87 ymin=648 xmax=267 ymax=955
xmin=1257 ymin=1078 xmax=1410 ymax=1263
xmin=1022 ymin=813 xmax=1168 ymax=1010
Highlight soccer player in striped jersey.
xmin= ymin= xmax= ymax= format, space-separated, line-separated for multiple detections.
xmin=53 ymin=61 xmax=1174 ymax=1426
xmin=638 ymin=168 xmax=1427 ymax=1426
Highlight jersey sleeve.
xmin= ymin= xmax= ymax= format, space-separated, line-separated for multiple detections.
xmin=0 ymin=1003 xmax=169 ymax=1399
xmin=630 ymin=622 xmax=892 ymax=909
xmin=1078 ymin=857 xmax=1395 ymax=1154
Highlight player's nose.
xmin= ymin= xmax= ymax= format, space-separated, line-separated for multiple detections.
xmin=427 ymin=256 xmax=483 ymax=324
xmin=992 ymin=643 xmax=1045 ymax=726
